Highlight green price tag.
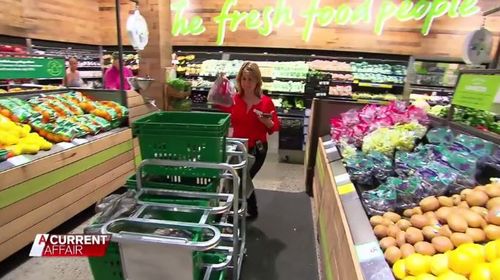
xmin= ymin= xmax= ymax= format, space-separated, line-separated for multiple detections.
xmin=0 ymin=57 xmax=65 ymax=79
xmin=452 ymin=74 xmax=500 ymax=111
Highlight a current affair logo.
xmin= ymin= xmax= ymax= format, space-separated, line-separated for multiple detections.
xmin=29 ymin=234 xmax=111 ymax=257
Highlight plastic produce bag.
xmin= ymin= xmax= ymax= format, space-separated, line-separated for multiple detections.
xmin=361 ymin=185 xmax=398 ymax=215
xmin=426 ymin=127 xmax=455 ymax=144
xmin=207 ymin=74 xmax=235 ymax=107
xmin=476 ymin=150 xmax=500 ymax=185
xmin=93 ymin=191 xmax=138 ymax=224
xmin=367 ymin=151 xmax=394 ymax=183
xmin=344 ymin=152 xmax=376 ymax=189
xmin=417 ymin=162 xmax=458 ymax=196
xmin=451 ymin=134 xmax=495 ymax=158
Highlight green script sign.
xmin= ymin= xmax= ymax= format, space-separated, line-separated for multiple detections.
xmin=452 ymin=74 xmax=500 ymax=111
xmin=0 ymin=57 xmax=65 ymax=79
xmin=171 ymin=0 xmax=481 ymax=45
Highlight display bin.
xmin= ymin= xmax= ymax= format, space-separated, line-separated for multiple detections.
xmin=131 ymin=112 xmax=230 ymax=178
xmin=126 ymin=174 xmax=220 ymax=193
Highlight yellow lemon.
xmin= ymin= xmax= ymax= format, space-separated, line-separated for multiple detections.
xmin=403 ymin=277 xmax=417 ymax=280
xmin=486 ymin=241 xmax=498 ymax=263
xmin=431 ymin=254 xmax=449 ymax=276
xmin=491 ymin=259 xmax=500 ymax=280
xmin=416 ymin=274 xmax=437 ymax=280
xmin=437 ymin=271 xmax=468 ymax=280
xmin=393 ymin=259 xmax=407 ymax=280
xmin=406 ymin=253 xmax=431 ymax=276
xmin=457 ymin=243 xmax=485 ymax=263
xmin=448 ymin=249 xmax=477 ymax=276
xmin=470 ymin=263 xmax=491 ymax=280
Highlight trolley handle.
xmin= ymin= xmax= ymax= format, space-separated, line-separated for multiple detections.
xmin=101 ymin=218 xmax=221 ymax=251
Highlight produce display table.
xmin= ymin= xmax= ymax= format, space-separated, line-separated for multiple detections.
xmin=314 ymin=136 xmax=394 ymax=280
xmin=0 ymin=89 xmax=159 ymax=262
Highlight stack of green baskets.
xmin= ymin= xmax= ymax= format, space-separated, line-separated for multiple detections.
xmin=89 ymin=112 xmax=231 ymax=280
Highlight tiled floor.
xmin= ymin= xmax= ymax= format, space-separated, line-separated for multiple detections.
xmin=0 ymin=134 xmax=313 ymax=280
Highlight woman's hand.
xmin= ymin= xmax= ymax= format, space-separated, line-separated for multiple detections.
xmin=258 ymin=115 xmax=274 ymax=129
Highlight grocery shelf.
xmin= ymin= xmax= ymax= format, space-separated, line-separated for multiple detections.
xmin=410 ymin=83 xmax=455 ymax=89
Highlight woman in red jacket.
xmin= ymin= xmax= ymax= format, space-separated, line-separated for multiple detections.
xmin=218 ymin=62 xmax=280 ymax=219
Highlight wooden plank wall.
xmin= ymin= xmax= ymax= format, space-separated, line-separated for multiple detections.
xmin=99 ymin=0 xmax=134 ymax=46
xmin=0 ymin=129 xmax=134 ymax=262
xmin=0 ymin=0 xmax=102 ymax=45
xmin=170 ymin=0 xmax=500 ymax=58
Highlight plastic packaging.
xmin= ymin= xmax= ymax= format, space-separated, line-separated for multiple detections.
xmin=361 ymin=185 xmax=398 ymax=215
xmin=207 ymin=75 xmax=235 ymax=107
xmin=426 ymin=127 xmax=455 ymax=144
xmin=451 ymin=134 xmax=495 ymax=158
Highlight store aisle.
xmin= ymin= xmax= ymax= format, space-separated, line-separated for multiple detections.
xmin=0 ymin=135 xmax=314 ymax=280
xmin=241 ymin=189 xmax=319 ymax=280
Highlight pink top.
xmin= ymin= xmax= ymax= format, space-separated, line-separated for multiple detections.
xmin=104 ymin=66 xmax=133 ymax=90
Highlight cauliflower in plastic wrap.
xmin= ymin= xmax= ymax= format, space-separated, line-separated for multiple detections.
xmin=362 ymin=122 xmax=427 ymax=157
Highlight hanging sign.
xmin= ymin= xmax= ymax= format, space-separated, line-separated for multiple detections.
xmin=452 ymin=73 xmax=500 ymax=111
xmin=0 ymin=57 xmax=65 ymax=79
xmin=171 ymin=0 xmax=481 ymax=45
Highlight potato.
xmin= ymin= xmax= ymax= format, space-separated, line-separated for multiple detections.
xmin=458 ymin=201 xmax=470 ymax=209
xmin=438 ymin=225 xmax=452 ymax=238
xmin=405 ymin=227 xmax=424 ymax=245
xmin=384 ymin=246 xmax=402 ymax=265
xmin=461 ymin=189 xmax=473 ymax=200
xmin=411 ymin=214 xmax=429 ymax=229
xmin=462 ymin=210 xmax=486 ymax=228
xmin=447 ymin=214 xmax=468 ymax=233
xmin=387 ymin=224 xmax=401 ymax=238
xmin=396 ymin=219 xmax=412 ymax=231
xmin=420 ymin=196 xmax=440 ymax=212
xmin=414 ymin=241 xmax=436 ymax=256
xmin=470 ymin=206 xmax=489 ymax=218
xmin=432 ymin=236 xmax=454 ymax=253
xmin=436 ymin=207 xmax=452 ymax=224
xmin=403 ymin=209 xmax=414 ymax=218
xmin=383 ymin=212 xmax=401 ymax=223
xmin=487 ymin=206 xmax=500 ymax=226
xmin=452 ymin=194 xmax=462 ymax=206
xmin=373 ymin=225 xmax=388 ymax=239
xmin=438 ymin=196 xmax=454 ymax=207
xmin=380 ymin=237 xmax=397 ymax=250
xmin=396 ymin=231 xmax=406 ymax=247
xmin=422 ymin=226 xmax=438 ymax=241
xmin=475 ymin=185 xmax=487 ymax=193
xmin=400 ymin=244 xmax=415 ymax=258
xmin=465 ymin=228 xmax=486 ymax=242
xmin=412 ymin=207 xmax=423 ymax=215
xmin=484 ymin=225 xmax=500 ymax=240
xmin=381 ymin=218 xmax=395 ymax=226
xmin=370 ymin=215 xmax=385 ymax=226
xmin=485 ymin=183 xmax=500 ymax=198
xmin=450 ymin=233 xmax=473 ymax=247
xmin=487 ymin=197 xmax=500 ymax=210
xmin=466 ymin=190 xmax=489 ymax=207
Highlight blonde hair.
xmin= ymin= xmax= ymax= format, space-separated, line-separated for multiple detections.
xmin=236 ymin=62 xmax=262 ymax=97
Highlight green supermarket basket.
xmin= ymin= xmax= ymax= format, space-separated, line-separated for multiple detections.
xmin=126 ymin=174 xmax=220 ymax=193
xmin=132 ymin=112 xmax=230 ymax=178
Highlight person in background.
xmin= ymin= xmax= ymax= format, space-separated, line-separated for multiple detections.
xmin=63 ymin=56 xmax=84 ymax=87
xmin=104 ymin=52 xmax=133 ymax=90
xmin=217 ymin=62 xmax=280 ymax=220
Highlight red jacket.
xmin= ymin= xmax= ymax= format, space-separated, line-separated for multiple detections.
xmin=218 ymin=94 xmax=280 ymax=149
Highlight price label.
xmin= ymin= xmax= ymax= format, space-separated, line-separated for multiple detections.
xmin=338 ymin=183 xmax=355 ymax=195
xmin=355 ymin=241 xmax=383 ymax=263
xmin=58 ymin=142 xmax=75 ymax=149
xmin=8 ymin=155 xmax=30 ymax=166
xmin=73 ymin=138 xmax=89 ymax=145
xmin=334 ymin=173 xmax=350 ymax=186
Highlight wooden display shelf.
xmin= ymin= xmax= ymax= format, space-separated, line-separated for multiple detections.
xmin=314 ymin=137 xmax=394 ymax=280
xmin=0 ymin=128 xmax=135 ymax=262
xmin=0 ymin=89 xmax=157 ymax=262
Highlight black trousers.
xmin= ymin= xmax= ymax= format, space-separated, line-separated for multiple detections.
xmin=246 ymin=142 xmax=268 ymax=215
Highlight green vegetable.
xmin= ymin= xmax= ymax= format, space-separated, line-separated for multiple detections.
xmin=168 ymin=78 xmax=191 ymax=91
